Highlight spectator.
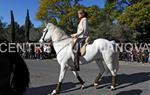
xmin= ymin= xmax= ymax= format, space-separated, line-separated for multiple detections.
xmin=137 ymin=49 xmax=143 ymax=63
xmin=30 ymin=44 xmax=35 ymax=59
xmin=132 ymin=47 xmax=138 ymax=61
xmin=143 ymin=49 xmax=149 ymax=63
xmin=148 ymin=53 xmax=150 ymax=63
xmin=35 ymin=47 xmax=42 ymax=59
xmin=44 ymin=44 xmax=51 ymax=59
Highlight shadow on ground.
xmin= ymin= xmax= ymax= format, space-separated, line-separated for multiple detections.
xmin=24 ymin=82 xmax=80 ymax=95
xmin=24 ymin=72 xmax=150 ymax=95
xmin=116 ymin=89 xmax=143 ymax=95
xmin=95 ymin=72 xmax=150 ymax=90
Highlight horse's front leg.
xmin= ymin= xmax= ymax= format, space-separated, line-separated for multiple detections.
xmin=51 ymin=63 xmax=68 ymax=95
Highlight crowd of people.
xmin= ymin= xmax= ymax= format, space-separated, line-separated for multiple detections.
xmin=119 ymin=46 xmax=150 ymax=63
xmin=20 ymin=42 xmax=150 ymax=64
xmin=21 ymin=44 xmax=56 ymax=60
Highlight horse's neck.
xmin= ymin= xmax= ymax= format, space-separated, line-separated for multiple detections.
xmin=52 ymin=28 xmax=68 ymax=42
xmin=52 ymin=28 xmax=72 ymax=54
xmin=53 ymin=38 xmax=72 ymax=55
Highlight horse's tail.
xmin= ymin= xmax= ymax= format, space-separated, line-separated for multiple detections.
xmin=110 ymin=40 xmax=118 ymax=53
xmin=85 ymin=36 xmax=90 ymax=45
xmin=8 ymin=53 xmax=30 ymax=94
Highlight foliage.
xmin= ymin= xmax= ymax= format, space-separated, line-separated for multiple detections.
xmin=1 ymin=0 xmax=150 ymax=43
xmin=36 ymin=0 xmax=83 ymax=32
xmin=10 ymin=10 xmax=15 ymax=42
xmin=29 ymin=27 xmax=43 ymax=42
xmin=0 ymin=18 xmax=6 ymax=40
xmin=25 ymin=9 xmax=31 ymax=42
xmin=117 ymin=0 xmax=150 ymax=42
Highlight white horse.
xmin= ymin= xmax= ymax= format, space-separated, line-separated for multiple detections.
xmin=39 ymin=23 xmax=119 ymax=95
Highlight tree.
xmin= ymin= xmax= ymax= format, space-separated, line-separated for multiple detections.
xmin=117 ymin=0 xmax=150 ymax=42
xmin=10 ymin=10 xmax=15 ymax=42
xmin=29 ymin=27 xmax=43 ymax=42
xmin=36 ymin=0 xmax=149 ymax=42
xmin=15 ymin=23 xmax=25 ymax=43
xmin=36 ymin=0 xmax=112 ymax=38
xmin=36 ymin=0 xmax=83 ymax=33
xmin=6 ymin=22 xmax=20 ymax=42
xmin=0 ymin=18 xmax=6 ymax=40
xmin=104 ymin=0 xmax=146 ymax=20
xmin=25 ymin=9 xmax=31 ymax=42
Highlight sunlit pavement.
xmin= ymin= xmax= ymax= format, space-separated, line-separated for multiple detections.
xmin=24 ymin=59 xmax=150 ymax=95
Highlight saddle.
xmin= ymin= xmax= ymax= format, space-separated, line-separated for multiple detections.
xmin=72 ymin=36 xmax=90 ymax=56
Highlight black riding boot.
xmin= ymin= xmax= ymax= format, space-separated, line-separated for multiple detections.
xmin=72 ymin=40 xmax=82 ymax=71
xmin=74 ymin=51 xmax=80 ymax=71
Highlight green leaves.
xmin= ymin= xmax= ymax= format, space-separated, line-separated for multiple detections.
xmin=117 ymin=1 xmax=150 ymax=32
xmin=117 ymin=0 xmax=150 ymax=42
xmin=36 ymin=0 xmax=150 ymax=42
xmin=10 ymin=10 xmax=15 ymax=42
xmin=25 ymin=9 xmax=31 ymax=42
xmin=36 ymin=0 xmax=83 ymax=32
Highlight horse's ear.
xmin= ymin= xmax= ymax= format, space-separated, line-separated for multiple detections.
xmin=44 ymin=21 xmax=48 ymax=27
xmin=44 ymin=22 xmax=46 ymax=27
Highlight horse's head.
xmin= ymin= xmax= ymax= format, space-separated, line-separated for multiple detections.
xmin=39 ymin=23 xmax=55 ymax=43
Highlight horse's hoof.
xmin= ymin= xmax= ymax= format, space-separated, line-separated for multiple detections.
xmin=110 ymin=85 xmax=115 ymax=90
xmin=94 ymin=83 xmax=98 ymax=86
xmin=80 ymin=85 xmax=85 ymax=90
xmin=93 ymin=83 xmax=98 ymax=89
xmin=50 ymin=90 xmax=57 ymax=95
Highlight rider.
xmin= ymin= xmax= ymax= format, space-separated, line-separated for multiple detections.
xmin=71 ymin=9 xmax=89 ymax=71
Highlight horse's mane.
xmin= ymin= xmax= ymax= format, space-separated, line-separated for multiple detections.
xmin=51 ymin=24 xmax=70 ymax=42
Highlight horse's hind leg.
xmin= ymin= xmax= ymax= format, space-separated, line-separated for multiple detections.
xmin=104 ymin=61 xmax=117 ymax=90
xmin=72 ymin=71 xmax=85 ymax=89
xmin=93 ymin=60 xmax=105 ymax=88
xmin=111 ymin=75 xmax=116 ymax=90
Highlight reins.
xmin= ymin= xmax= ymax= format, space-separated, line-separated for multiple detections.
xmin=42 ymin=27 xmax=72 ymax=55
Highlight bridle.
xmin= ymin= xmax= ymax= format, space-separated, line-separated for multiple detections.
xmin=41 ymin=27 xmax=72 ymax=55
xmin=42 ymin=29 xmax=49 ymax=43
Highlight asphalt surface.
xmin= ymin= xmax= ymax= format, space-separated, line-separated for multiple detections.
xmin=24 ymin=59 xmax=150 ymax=95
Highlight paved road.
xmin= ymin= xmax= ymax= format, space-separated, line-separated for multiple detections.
xmin=24 ymin=59 xmax=150 ymax=95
